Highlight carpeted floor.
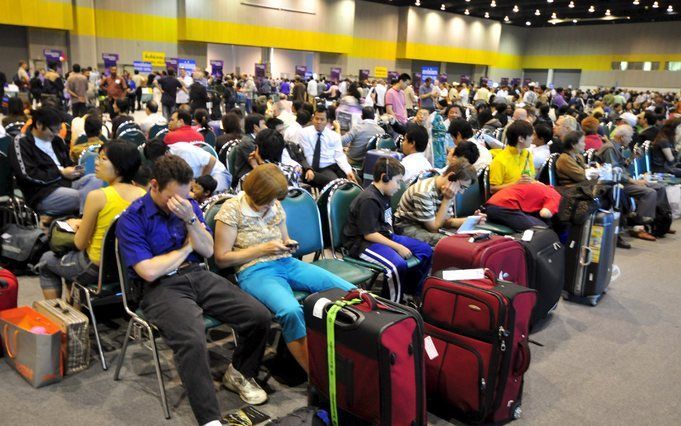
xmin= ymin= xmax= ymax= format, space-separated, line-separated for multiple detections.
xmin=2 ymin=233 xmax=681 ymax=425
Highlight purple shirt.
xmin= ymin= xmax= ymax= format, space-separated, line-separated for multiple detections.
xmin=385 ymin=87 xmax=407 ymax=124
xmin=552 ymin=93 xmax=567 ymax=108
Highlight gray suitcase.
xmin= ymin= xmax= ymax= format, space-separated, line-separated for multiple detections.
xmin=33 ymin=299 xmax=90 ymax=374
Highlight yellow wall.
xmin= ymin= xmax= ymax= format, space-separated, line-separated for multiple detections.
xmin=0 ymin=0 xmax=73 ymax=30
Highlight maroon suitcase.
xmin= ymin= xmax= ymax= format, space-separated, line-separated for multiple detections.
xmin=432 ymin=234 xmax=528 ymax=287
xmin=0 ymin=267 xmax=19 ymax=358
xmin=304 ymin=288 xmax=426 ymax=426
xmin=421 ymin=270 xmax=536 ymax=424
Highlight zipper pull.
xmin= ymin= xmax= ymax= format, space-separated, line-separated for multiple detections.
xmin=499 ymin=326 xmax=507 ymax=352
xmin=481 ymin=378 xmax=486 ymax=391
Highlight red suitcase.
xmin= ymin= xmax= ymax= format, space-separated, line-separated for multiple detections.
xmin=0 ymin=267 xmax=18 ymax=358
xmin=432 ymin=234 xmax=528 ymax=287
xmin=421 ymin=270 xmax=536 ymax=424
xmin=304 ymin=288 xmax=426 ymax=426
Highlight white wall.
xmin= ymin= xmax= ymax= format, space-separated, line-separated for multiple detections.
xmin=207 ymin=43 xmax=262 ymax=75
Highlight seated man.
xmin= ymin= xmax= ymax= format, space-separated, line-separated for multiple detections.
xmin=447 ymin=118 xmax=492 ymax=172
xmin=341 ymin=106 xmax=385 ymax=166
xmin=343 ymin=157 xmax=432 ymax=303
xmin=485 ymin=182 xmax=561 ymax=232
xmin=164 ymin=109 xmax=204 ymax=145
xmin=489 ymin=120 xmax=535 ymax=193
xmin=139 ymin=100 xmax=167 ymax=136
xmin=8 ymin=106 xmax=102 ymax=217
xmin=231 ymin=114 xmax=266 ymax=187
xmin=530 ymin=123 xmax=553 ymax=172
xmin=394 ymin=158 xmax=478 ymax=246
xmin=70 ymin=113 xmax=106 ymax=162
xmin=299 ymin=106 xmax=357 ymax=188
xmin=401 ymin=124 xmax=432 ymax=183
xmin=116 ymin=155 xmax=271 ymax=426
xmin=110 ymin=98 xmax=135 ymax=137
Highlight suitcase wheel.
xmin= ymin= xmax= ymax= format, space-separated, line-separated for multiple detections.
xmin=602 ymin=287 xmax=609 ymax=294
xmin=587 ymin=295 xmax=600 ymax=306
xmin=512 ymin=402 xmax=522 ymax=420
xmin=561 ymin=291 xmax=570 ymax=301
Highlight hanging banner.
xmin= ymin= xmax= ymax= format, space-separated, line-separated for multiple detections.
xmin=210 ymin=60 xmax=224 ymax=78
xmin=178 ymin=58 xmax=196 ymax=72
xmin=255 ymin=63 xmax=266 ymax=78
xmin=421 ymin=66 xmax=439 ymax=81
xmin=43 ymin=49 xmax=64 ymax=73
xmin=500 ymin=77 xmax=510 ymax=86
xmin=438 ymin=73 xmax=448 ymax=83
xmin=388 ymin=71 xmax=399 ymax=82
xmin=295 ymin=65 xmax=307 ymax=77
xmin=511 ymin=78 xmax=521 ymax=87
xmin=374 ymin=66 xmax=388 ymax=79
xmin=133 ymin=61 xmax=153 ymax=73
xmin=102 ymin=53 xmax=119 ymax=69
xmin=165 ymin=58 xmax=178 ymax=71
xmin=330 ymin=67 xmax=341 ymax=82
xmin=359 ymin=69 xmax=369 ymax=80
xmin=142 ymin=51 xmax=166 ymax=67
xmin=523 ymin=78 xmax=532 ymax=87
xmin=460 ymin=74 xmax=471 ymax=84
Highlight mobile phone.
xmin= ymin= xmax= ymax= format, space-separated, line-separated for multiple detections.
xmin=75 ymin=165 xmax=85 ymax=172
xmin=285 ymin=242 xmax=299 ymax=251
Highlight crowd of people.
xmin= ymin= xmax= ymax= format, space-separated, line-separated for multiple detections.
xmin=2 ymin=59 xmax=681 ymax=426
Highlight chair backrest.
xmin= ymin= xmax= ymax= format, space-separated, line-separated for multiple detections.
xmin=391 ymin=180 xmax=408 ymax=214
xmin=0 ymin=136 xmax=13 ymax=198
xmin=199 ymin=129 xmax=217 ymax=148
xmin=366 ymin=134 xmax=381 ymax=152
xmin=114 ymin=230 xmax=139 ymax=318
xmin=455 ymin=169 xmax=485 ymax=217
xmin=376 ymin=136 xmax=397 ymax=151
xmin=148 ymin=124 xmax=168 ymax=140
xmin=4 ymin=122 xmax=25 ymax=139
xmin=537 ymin=153 xmax=560 ymax=186
xmin=203 ymin=193 xmax=234 ymax=231
xmin=95 ymin=217 xmax=121 ymax=295
xmin=280 ymin=187 xmax=324 ymax=256
xmin=227 ymin=143 xmax=240 ymax=175
xmin=325 ymin=180 xmax=363 ymax=251
xmin=193 ymin=141 xmax=218 ymax=159
xmin=117 ymin=122 xmax=147 ymax=146
xmin=409 ymin=169 xmax=441 ymax=187
xmin=642 ymin=140 xmax=652 ymax=174
xmin=78 ymin=145 xmax=101 ymax=175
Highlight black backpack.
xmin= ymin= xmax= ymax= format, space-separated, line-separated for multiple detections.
xmin=271 ymin=407 xmax=329 ymax=426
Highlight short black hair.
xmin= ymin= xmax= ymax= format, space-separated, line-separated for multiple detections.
xmin=296 ymin=110 xmax=311 ymax=126
xmin=143 ymin=138 xmax=170 ymax=163
xmin=453 ymin=141 xmax=480 ymax=165
xmin=533 ymin=124 xmax=552 ymax=143
xmin=193 ymin=108 xmax=210 ymax=129
xmin=84 ymin=114 xmax=102 ymax=138
xmin=477 ymin=109 xmax=494 ymax=127
xmin=153 ymin=154 xmax=194 ymax=190
xmin=73 ymin=64 xmax=81 ymax=73
xmin=505 ymin=120 xmax=534 ymax=147
xmin=115 ymin=98 xmax=130 ymax=114
xmin=448 ymin=118 xmax=474 ymax=140
xmin=372 ymin=156 xmax=405 ymax=182
xmin=146 ymin=100 xmax=159 ymax=113
xmin=7 ymin=97 xmax=24 ymax=116
xmin=134 ymin=164 xmax=152 ymax=187
xmin=644 ymin=111 xmax=658 ymax=126
xmin=361 ymin=106 xmax=375 ymax=120
xmin=31 ymin=107 xmax=62 ymax=131
xmin=405 ymin=124 xmax=429 ymax=152
xmin=195 ymin=175 xmax=217 ymax=194
xmin=398 ymin=73 xmax=411 ymax=82
xmin=255 ymin=128 xmax=286 ymax=163
xmin=301 ymin=103 xmax=314 ymax=116
xmin=266 ymin=117 xmax=284 ymax=130
xmin=175 ymin=109 xmax=192 ymax=125
xmin=244 ymin=113 xmax=265 ymax=134
xmin=102 ymin=140 xmax=142 ymax=184
xmin=315 ymin=105 xmax=328 ymax=119
xmin=292 ymin=100 xmax=303 ymax=113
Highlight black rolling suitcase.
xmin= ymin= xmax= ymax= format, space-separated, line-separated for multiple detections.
xmin=516 ymin=227 xmax=564 ymax=326
xmin=563 ymin=210 xmax=619 ymax=306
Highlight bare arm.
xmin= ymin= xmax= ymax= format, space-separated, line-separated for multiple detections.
xmin=423 ymin=196 xmax=454 ymax=232
xmin=73 ymin=189 xmax=106 ymax=251
xmin=213 ymin=221 xmax=289 ymax=268
xmin=201 ymin=156 xmax=216 ymax=176
xmin=167 ymin=195 xmax=213 ymax=258
xmin=662 ymin=147 xmax=676 ymax=162
xmin=133 ymin=244 xmax=193 ymax=283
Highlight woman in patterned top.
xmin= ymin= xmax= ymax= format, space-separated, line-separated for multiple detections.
xmin=213 ymin=164 xmax=354 ymax=372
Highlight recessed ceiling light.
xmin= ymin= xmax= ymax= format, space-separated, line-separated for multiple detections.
xmin=588 ymin=5 xmax=595 ymax=12
xmin=513 ymin=5 xmax=519 ymax=13
xmin=605 ymin=9 xmax=611 ymax=16
xmin=652 ymin=1 xmax=659 ymax=8
xmin=551 ymin=12 xmax=557 ymax=19
xmin=464 ymin=8 xmax=470 ymax=14
xmin=440 ymin=3 xmax=445 ymax=10
xmin=547 ymin=0 xmax=553 ymax=3
xmin=535 ymin=9 xmax=541 ymax=15
xmin=491 ymin=1 xmax=496 ymax=8
xmin=568 ymin=1 xmax=575 ymax=8
xmin=633 ymin=0 xmax=639 ymax=4
xmin=572 ymin=19 xmax=578 ymax=23
xmin=504 ymin=15 xmax=510 ymax=22
xmin=525 ymin=21 xmax=531 ymax=26
xmin=465 ymin=0 xmax=470 ymax=2
xmin=667 ymin=4 xmax=673 ymax=12
xmin=414 ymin=0 xmax=420 ymax=6
xmin=484 ymin=11 xmax=490 ymax=18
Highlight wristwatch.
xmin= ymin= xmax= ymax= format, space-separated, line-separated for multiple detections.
xmin=186 ymin=215 xmax=197 ymax=225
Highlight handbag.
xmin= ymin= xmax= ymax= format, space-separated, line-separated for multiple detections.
xmin=48 ymin=219 xmax=77 ymax=257
xmin=0 ymin=223 xmax=48 ymax=266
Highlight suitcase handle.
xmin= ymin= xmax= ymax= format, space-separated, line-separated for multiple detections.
xmin=514 ymin=339 xmax=531 ymax=376
xmin=343 ymin=289 xmax=377 ymax=311
xmin=579 ymin=246 xmax=593 ymax=266
xmin=2 ymin=324 xmax=19 ymax=360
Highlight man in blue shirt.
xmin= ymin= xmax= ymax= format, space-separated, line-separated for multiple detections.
xmin=116 ymin=155 xmax=271 ymax=426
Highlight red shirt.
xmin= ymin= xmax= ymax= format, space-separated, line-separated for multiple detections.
xmin=163 ymin=125 xmax=205 ymax=145
xmin=486 ymin=183 xmax=561 ymax=215
xmin=584 ymin=134 xmax=603 ymax=151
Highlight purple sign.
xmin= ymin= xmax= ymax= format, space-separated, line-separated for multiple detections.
xmin=295 ymin=65 xmax=307 ymax=77
xmin=523 ymin=78 xmax=532 ymax=87
xmin=330 ymin=67 xmax=341 ymax=82
xmin=460 ymin=74 xmax=471 ymax=84
xmin=500 ymin=77 xmax=510 ymax=87
xmin=359 ymin=69 xmax=369 ymax=80
xmin=43 ymin=49 xmax=62 ymax=61
xmin=210 ymin=60 xmax=224 ymax=78
xmin=438 ymin=73 xmax=448 ymax=83
xmin=165 ymin=58 xmax=178 ymax=71
xmin=388 ymin=71 xmax=399 ymax=82
xmin=511 ymin=78 xmax=521 ymax=87
xmin=102 ymin=53 xmax=119 ymax=69
xmin=255 ymin=63 xmax=266 ymax=78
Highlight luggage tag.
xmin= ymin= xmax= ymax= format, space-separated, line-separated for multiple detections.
xmin=521 ymin=229 xmax=534 ymax=242
xmin=442 ymin=268 xmax=485 ymax=281
xmin=424 ymin=336 xmax=439 ymax=360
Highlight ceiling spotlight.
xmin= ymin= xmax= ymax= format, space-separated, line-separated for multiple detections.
xmin=414 ymin=0 xmax=420 ymax=6
xmin=491 ymin=1 xmax=496 ymax=7
xmin=588 ymin=5 xmax=595 ymax=12
xmin=504 ymin=15 xmax=510 ymax=22
xmin=547 ymin=0 xmax=554 ymax=3
xmin=572 ymin=19 xmax=578 ymax=23
xmin=667 ymin=4 xmax=673 ymax=12
xmin=513 ymin=5 xmax=519 ymax=13
xmin=535 ymin=9 xmax=541 ymax=15
xmin=568 ymin=1 xmax=575 ymax=8
xmin=484 ymin=11 xmax=490 ymax=18
xmin=440 ymin=3 xmax=445 ymax=10
xmin=633 ymin=0 xmax=639 ymax=4
xmin=465 ymin=0 xmax=470 ymax=2
xmin=464 ymin=8 xmax=470 ymax=15
xmin=652 ymin=1 xmax=659 ymax=7
xmin=551 ymin=12 xmax=557 ymax=19
xmin=605 ymin=9 xmax=611 ymax=16
xmin=525 ymin=21 xmax=531 ymax=26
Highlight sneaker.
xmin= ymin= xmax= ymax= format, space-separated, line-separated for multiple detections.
xmin=222 ymin=364 xmax=268 ymax=405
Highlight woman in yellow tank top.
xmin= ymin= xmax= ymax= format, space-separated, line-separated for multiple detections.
xmin=38 ymin=140 xmax=146 ymax=299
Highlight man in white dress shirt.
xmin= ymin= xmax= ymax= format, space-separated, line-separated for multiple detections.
xmin=298 ymin=106 xmax=358 ymax=188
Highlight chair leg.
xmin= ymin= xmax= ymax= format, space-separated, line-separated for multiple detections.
xmin=147 ymin=323 xmax=171 ymax=420
xmin=84 ymin=290 xmax=108 ymax=370
xmin=114 ymin=319 xmax=133 ymax=381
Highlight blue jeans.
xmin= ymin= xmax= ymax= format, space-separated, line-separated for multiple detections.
xmin=38 ymin=250 xmax=98 ymax=291
xmin=238 ymin=257 xmax=355 ymax=343
xmin=37 ymin=174 xmax=103 ymax=215
xmin=358 ymin=234 xmax=433 ymax=303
